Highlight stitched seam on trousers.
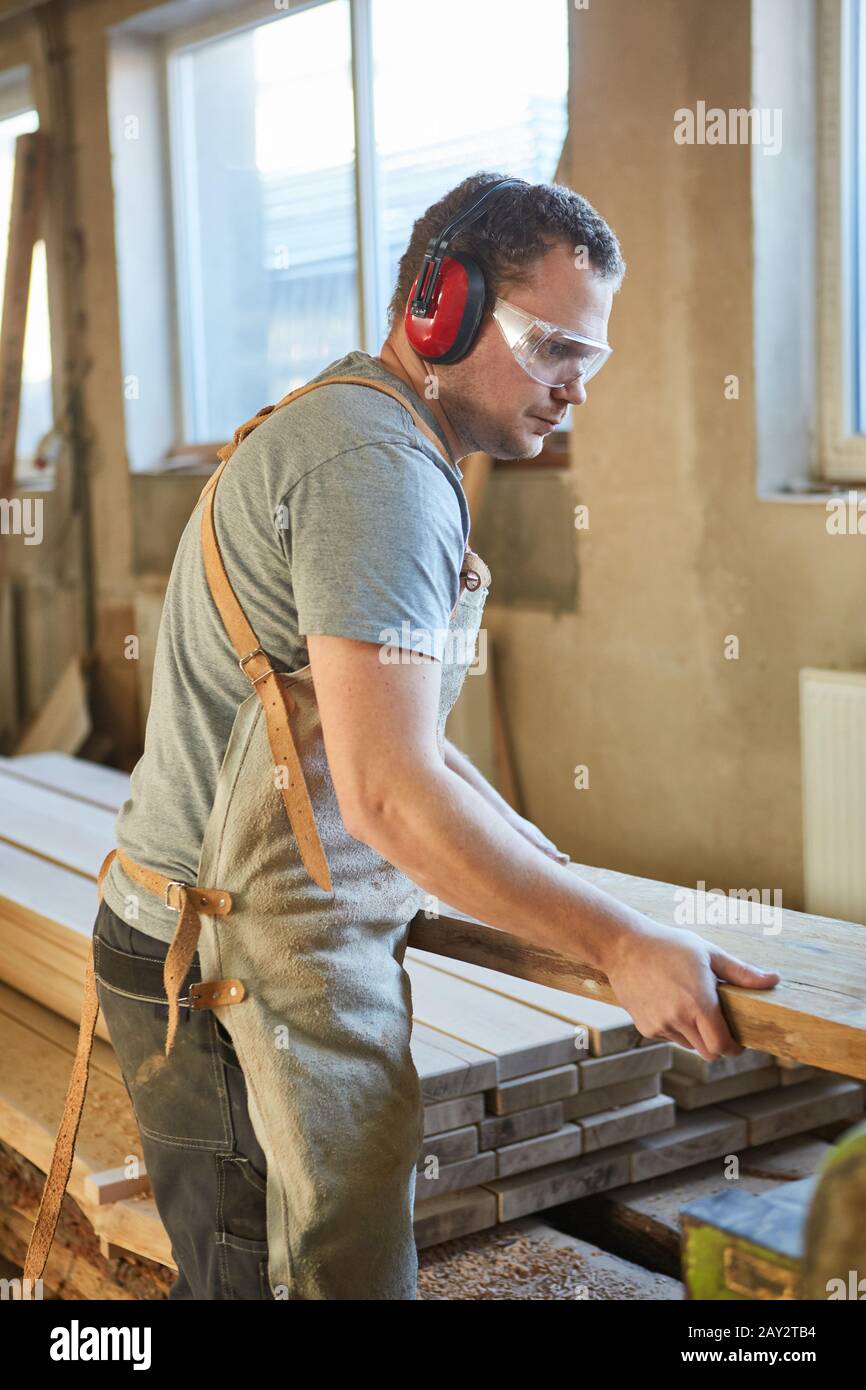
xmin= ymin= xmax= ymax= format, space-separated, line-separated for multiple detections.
xmin=135 ymin=1126 xmax=234 ymax=1151
xmin=95 ymin=975 xmax=190 ymax=1008
xmin=215 ymin=1151 xmax=232 ymax=1298
xmin=95 ymin=932 xmax=171 ymax=969
xmin=204 ymin=1010 xmax=234 ymax=1145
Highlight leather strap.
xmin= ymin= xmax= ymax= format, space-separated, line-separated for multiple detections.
xmin=23 ymin=847 xmax=236 ymax=1284
xmin=212 ymin=374 xmax=457 ymax=472
xmin=192 ymin=374 xmax=472 ymax=896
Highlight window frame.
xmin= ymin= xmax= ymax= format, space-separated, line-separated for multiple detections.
xmin=818 ymin=0 xmax=866 ymax=481
xmin=145 ymin=0 xmax=571 ymax=459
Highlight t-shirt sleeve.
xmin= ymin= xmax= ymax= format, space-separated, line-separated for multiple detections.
xmin=277 ymin=441 xmax=466 ymax=660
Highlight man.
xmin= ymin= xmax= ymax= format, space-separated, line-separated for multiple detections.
xmin=33 ymin=172 xmax=778 ymax=1301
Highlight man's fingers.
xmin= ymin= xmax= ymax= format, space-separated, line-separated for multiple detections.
xmin=711 ymin=951 xmax=780 ymax=989
xmin=693 ymin=1009 xmax=743 ymax=1061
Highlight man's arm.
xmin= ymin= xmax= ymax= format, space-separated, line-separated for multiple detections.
xmin=442 ymin=737 xmax=569 ymax=863
xmin=441 ymin=737 xmax=510 ymax=814
xmin=307 ymin=633 xmax=779 ymax=1062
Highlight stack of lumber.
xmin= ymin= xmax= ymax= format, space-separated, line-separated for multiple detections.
xmin=407 ymin=944 xmax=863 ymax=1247
xmin=409 ymin=958 xmax=678 ymax=1246
xmin=1 ymin=751 xmax=865 ymax=1288
xmin=660 ymin=1040 xmax=862 ymax=1148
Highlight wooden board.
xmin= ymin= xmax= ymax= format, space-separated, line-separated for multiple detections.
xmin=0 ymin=754 xmax=129 ymax=811
xmin=406 ymin=957 xmax=580 ymax=1080
xmin=408 ymin=862 xmax=866 ymax=1081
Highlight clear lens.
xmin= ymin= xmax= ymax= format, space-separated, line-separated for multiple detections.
xmin=493 ymin=298 xmax=611 ymax=387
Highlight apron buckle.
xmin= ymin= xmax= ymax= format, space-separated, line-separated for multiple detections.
xmin=164 ymin=878 xmax=190 ymax=910
xmin=239 ymin=645 xmax=276 ymax=685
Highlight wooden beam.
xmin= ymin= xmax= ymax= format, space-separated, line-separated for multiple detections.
xmin=408 ymin=863 xmax=866 ymax=1081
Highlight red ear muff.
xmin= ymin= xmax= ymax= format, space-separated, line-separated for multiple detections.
xmin=404 ymin=251 xmax=487 ymax=364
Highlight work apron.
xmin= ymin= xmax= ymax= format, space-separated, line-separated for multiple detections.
xmin=24 ymin=375 xmax=491 ymax=1301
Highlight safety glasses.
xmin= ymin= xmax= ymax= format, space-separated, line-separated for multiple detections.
xmin=491 ymin=296 xmax=612 ymax=387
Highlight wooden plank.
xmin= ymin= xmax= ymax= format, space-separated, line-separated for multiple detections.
xmin=423 ymin=1094 xmax=484 ymax=1137
xmin=413 ymin=1186 xmax=498 ymax=1250
xmin=0 ymin=839 xmax=95 ymax=936
xmin=478 ymin=1102 xmax=565 ymax=1151
xmin=0 ymin=753 xmax=129 ymax=811
xmin=408 ymin=861 xmax=866 ymax=1081
xmin=563 ymin=1073 xmax=660 ymax=1120
xmin=567 ymin=1136 xmax=835 ymax=1277
xmin=579 ymin=1042 xmax=671 ymax=1091
xmin=496 ymin=1123 xmax=584 ymax=1179
xmin=417 ymin=1214 xmax=682 ymax=1299
xmin=0 ymin=770 xmax=115 ymax=874
xmin=0 ymin=132 xmax=49 ymax=502
xmin=628 ymin=1108 xmax=749 ymax=1183
xmin=410 ymin=1021 xmax=498 ymax=1101
xmin=407 ymin=939 xmax=640 ymax=1056
xmin=416 ymin=1151 xmax=497 ymax=1200
xmin=717 ymin=1076 xmax=864 ymax=1145
xmin=417 ymin=1126 xmax=478 ymax=1169
xmin=579 ymin=1094 xmax=675 ymax=1154
xmin=481 ymin=1143 xmax=633 ymax=1223
xmin=668 ymin=1041 xmax=775 ymax=1082
xmin=0 ymin=980 xmax=121 ymax=1086
xmin=486 ymin=1063 xmax=577 ymax=1117
xmin=406 ymin=958 xmax=579 ymax=1080
xmin=14 ymin=657 xmax=91 ymax=757
xmin=661 ymin=1064 xmax=781 ymax=1110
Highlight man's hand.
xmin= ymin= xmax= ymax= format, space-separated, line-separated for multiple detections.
xmin=604 ymin=919 xmax=780 ymax=1060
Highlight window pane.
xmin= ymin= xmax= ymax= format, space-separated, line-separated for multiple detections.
xmin=0 ymin=108 xmax=53 ymax=481
xmin=371 ymin=0 xmax=569 ymax=345
xmin=170 ymin=1 xmax=358 ymax=444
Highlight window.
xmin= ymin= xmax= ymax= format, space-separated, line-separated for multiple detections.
xmin=110 ymin=0 xmax=570 ymax=466
xmin=168 ymin=1 xmax=358 ymax=445
xmin=369 ymin=0 xmax=569 ymax=347
xmin=0 ymin=98 xmax=53 ymax=485
xmin=818 ymin=0 xmax=866 ymax=482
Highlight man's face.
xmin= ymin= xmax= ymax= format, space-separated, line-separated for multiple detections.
xmin=434 ymin=241 xmax=615 ymax=461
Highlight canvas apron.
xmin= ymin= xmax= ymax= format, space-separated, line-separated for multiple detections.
xmin=24 ymin=375 xmax=491 ymax=1301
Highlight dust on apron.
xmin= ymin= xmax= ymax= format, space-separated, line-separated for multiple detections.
xmin=24 ymin=375 xmax=491 ymax=1301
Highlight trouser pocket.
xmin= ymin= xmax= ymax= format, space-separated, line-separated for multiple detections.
xmin=92 ymin=898 xmax=272 ymax=1300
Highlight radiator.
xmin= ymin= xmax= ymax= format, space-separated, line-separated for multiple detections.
xmin=799 ymin=667 xmax=866 ymax=923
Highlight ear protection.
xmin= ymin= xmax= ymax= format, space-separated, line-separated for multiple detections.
xmin=403 ymin=177 xmax=525 ymax=365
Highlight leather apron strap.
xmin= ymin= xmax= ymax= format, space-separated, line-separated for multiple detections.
xmin=23 ymin=848 xmax=237 ymax=1284
xmin=191 ymin=373 xmax=486 ymax=892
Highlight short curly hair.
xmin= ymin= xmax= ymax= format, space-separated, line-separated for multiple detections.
xmin=386 ymin=170 xmax=626 ymax=332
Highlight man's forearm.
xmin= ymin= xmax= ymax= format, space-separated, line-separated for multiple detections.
xmin=441 ymin=737 xmax=514 ymax=819
xmin=350 ymin=760 xmax=645 ymax=971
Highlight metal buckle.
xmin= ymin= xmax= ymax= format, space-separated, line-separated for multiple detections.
xmin=164 ymin=879 xmax=189 ymax=911
xmin=239 ymin=645 xmax=276 ymax=685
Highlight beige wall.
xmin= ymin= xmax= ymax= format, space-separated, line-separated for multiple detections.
xmin=487 ymin=0 xmax=864 ymax=910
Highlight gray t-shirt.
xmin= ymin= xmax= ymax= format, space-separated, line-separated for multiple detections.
xmin=102 ymin=350 xmax=469 ymax=943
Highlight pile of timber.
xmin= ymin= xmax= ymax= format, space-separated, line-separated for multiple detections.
xmin=408 ymin=946 xmax=862 ymax=1246
xmin=0 ymin=752 xmax=864 ymax=1293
